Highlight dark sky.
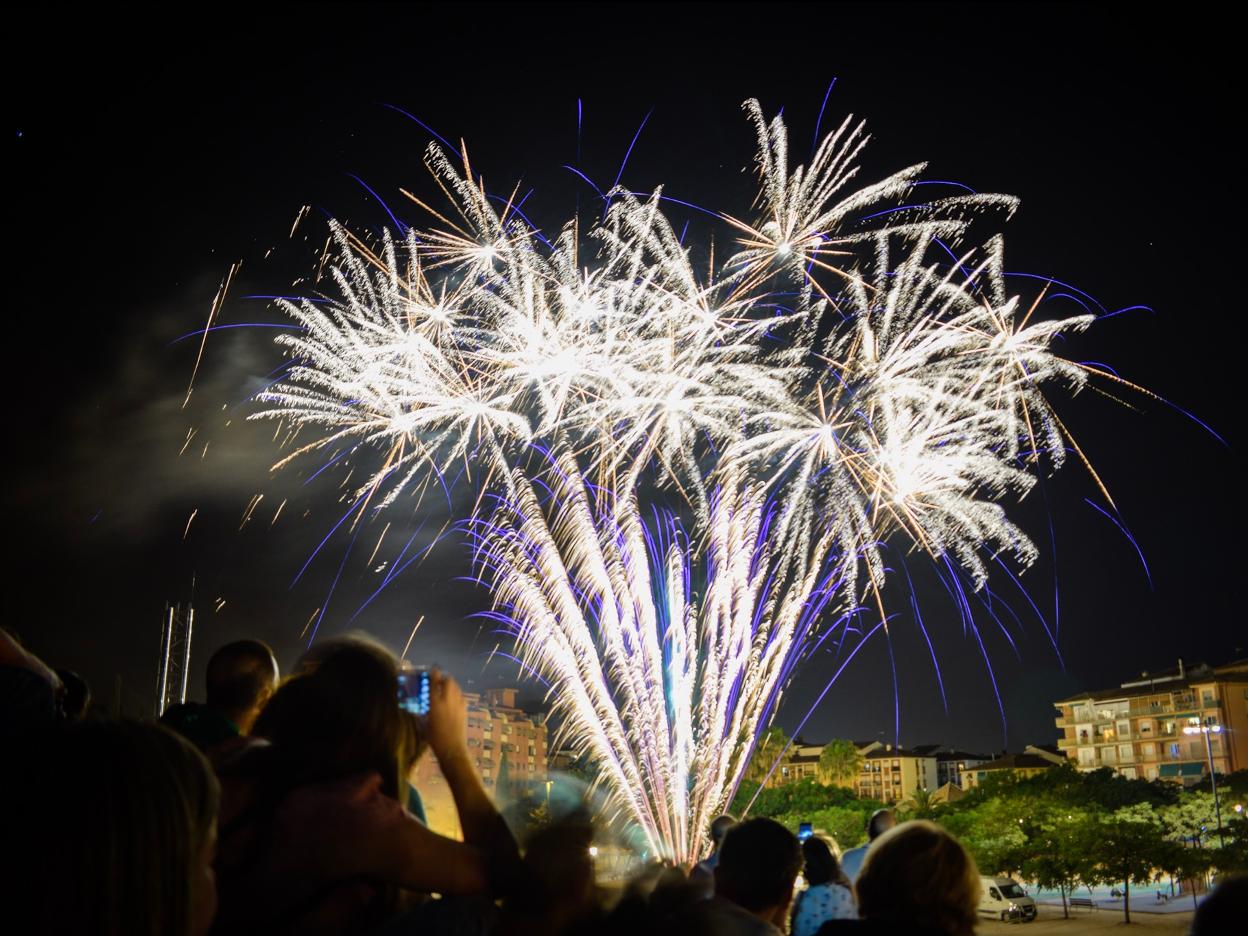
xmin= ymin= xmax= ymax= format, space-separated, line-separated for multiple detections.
xmin=7 ymin=3 xmax=1239 ymax=755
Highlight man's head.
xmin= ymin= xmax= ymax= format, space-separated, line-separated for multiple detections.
xmin=866 ymin=807 xmax=895 ymax=841
xmin=205 ymin=640 xmax=279 ymax=733
xmin=714 ymin=818 xmax=802 ymax=927
xmin=708 ymin=814 xmax=736 ymax=849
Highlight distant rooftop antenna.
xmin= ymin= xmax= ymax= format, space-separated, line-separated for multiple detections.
xmin=155 ymin=601 xmax=195 ymax=716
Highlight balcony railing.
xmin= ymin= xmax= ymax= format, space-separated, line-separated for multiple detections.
xmin=1129 ymin=700 xmax=1174 ymax=716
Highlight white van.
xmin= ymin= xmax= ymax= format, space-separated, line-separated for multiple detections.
xmin=978 ymin=877 xmax=1037 ymax=922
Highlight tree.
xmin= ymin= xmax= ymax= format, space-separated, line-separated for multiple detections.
xmin=1018 ymin=802 xmax=1094 ymax=918
xmin=943 ymin=798 xmax=1027 ymax=877
xmin=732 ymin=777 xmax=860 ymax=818
xmin=1082 ymin=804 xmax=1166 ymax=924
xmin=1214 ymin=812 xmax=1248 ymax=873
xmin=900 ymin=786 xmax=937 ymax=820
xmin=746 ymin=726 xmax=791 ymax=784
xmin=818 ymin=739 xmax=864 ymax=786
xmin=1156 ymin=838 xmax=1214 ymax=911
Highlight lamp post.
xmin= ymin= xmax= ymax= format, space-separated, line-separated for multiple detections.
xmin=1183 ymin=718 xmax=1225 ymax=848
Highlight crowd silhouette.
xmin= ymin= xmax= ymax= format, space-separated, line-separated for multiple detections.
xmin=2 ymin=626 xmax=1242 ymax=935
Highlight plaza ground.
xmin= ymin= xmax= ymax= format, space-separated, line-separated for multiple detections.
xmin=979 ymin=903 xmax=1193 ymax=934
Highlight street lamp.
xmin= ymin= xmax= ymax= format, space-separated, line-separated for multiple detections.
xmin=1183 ymin=718 xmax=1225 ymax=847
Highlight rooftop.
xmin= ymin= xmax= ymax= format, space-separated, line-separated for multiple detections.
xmin=975 ymin=752 xmax=1062 ymax=772
xmin=1055 ymin=657 xmax=1248 ymax=705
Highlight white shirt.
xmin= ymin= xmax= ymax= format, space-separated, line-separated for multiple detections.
xmin=792 ymin=883 xmax=857 ymax=936
xmin=839 ymin=844 xmax=869 ymax=884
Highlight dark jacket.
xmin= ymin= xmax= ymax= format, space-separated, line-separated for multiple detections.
xmin=817 ymin=919 xmax=951 ymax=936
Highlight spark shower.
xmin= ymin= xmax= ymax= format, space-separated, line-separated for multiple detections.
xmin=252 ymin=98 xmax=1130 ymax=861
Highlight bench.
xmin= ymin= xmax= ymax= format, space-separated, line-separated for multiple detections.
xmin=1069 ymin=897 xmax=1097 ymax=911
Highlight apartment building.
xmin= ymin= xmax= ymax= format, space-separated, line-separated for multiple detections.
xmin=774 ymin=742 xmax=826 ymax=786
xmin=912 ymin=745 xmax=994 ymax=789
xmin=851 ymin=743 xmax=938 ymax=803
xmin=412 ymin=687 xmax=549 ymax=835
xmin=1054 ymin=658 xmax=1248 ymax=782
xmin=961 ymin=746 xmax=1065 ymax=790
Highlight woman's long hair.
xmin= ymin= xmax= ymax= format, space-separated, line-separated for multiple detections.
xmin=14 ymin=719 xmax=219 ymax=936
xmin=801 ymin=835 xmax=849 ymax=888
xmin=252 ymin=633 xmax=408 ymax=798
xmin=855 ymin=820 xmax=982 ymax=936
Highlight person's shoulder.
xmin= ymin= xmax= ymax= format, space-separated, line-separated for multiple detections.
xmin=696 ymin=896 xmax=784 ymax=936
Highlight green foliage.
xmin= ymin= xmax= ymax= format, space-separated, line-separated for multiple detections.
xmin=1081 ymin=805 xmax=1167 ymax=923
xmin=818 ymin=739 xmax=864 ymax=785
xmin=932 ymin=765 xmax=1239 ymax=926
xmin=898 ymin=786 xmax=937 ymax=820
xmin=1160 ymin=791 xmax=1220 ymax=846
xmin=733 ymin=777 xmax=860 ymax=817
xmin=1017 ymin=801 xmax=1095 ymax=918
xmin=730 ymin=747 xmax=1248 ymax=901
xmin=940 ymin=792 xmax=1028 ymax=875
xmin=1215 ymin=814 xmax=1248 ymax=872
xmin=745 ymin=726 xmax=791 ymax=783
xmin=730 ymin=777 xmax=884 ymax=850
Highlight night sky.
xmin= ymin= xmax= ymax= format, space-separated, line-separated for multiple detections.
xmin=8 ymin=3 xmax=1239 ymax=756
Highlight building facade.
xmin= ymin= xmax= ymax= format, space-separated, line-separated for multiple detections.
xmin=1054 ymin=659 xmax=1248 ymax=783
xmin=961 ymin=747 xmax=1064 ymax=790
xmin=412 ymin=687 xmax=549 ymax=836
xmin=912 ymin=745 xmax=994 ymax=789
xmin=769 ymin=740 xmax=959 ymax=801
xmin=774 ymin=743 xmax=826 ymax=786
xmin=850 ymin=743 xmax=938 ymax=803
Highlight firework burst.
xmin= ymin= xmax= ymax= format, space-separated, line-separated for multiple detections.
xmin=253 ymin=99 xmax=1098 ymax=862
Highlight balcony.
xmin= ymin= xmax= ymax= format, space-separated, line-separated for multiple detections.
xmin=1057 ymin=738 xmax=1078 ymax=750
xmin=1129 ymin=700 xmax=1173 ymax=716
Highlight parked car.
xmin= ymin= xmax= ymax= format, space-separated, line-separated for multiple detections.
xmin=978 ymin=877 xmax=1038 ymax=922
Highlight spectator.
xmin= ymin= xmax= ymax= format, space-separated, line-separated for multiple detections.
xmin=693 ymin=817 xmax=803 ymax=935
xmin=818 ymin=820 xmax=980 ymax=936
xmin=161 ymin=639 xmax=279 ymax=756
xmin=791 ymin=836 xmax=856 ymax=936
xmin=5 ymin=719 xmax=220 ymax=936
xmin=689 ymin=814 xmax=736 ymax=899
xmin=496 ymin=814 xmax=600 ymax=936
xmin=838 ymin=808 xmax=894 ymax=884
xmin=0 ymin=627 xmax=61 ymax=739
xmin=55 ymin=668 xmax=92 ymax=720
xmin=211 ymin=635 xmax=520 ymax=934
xmin=1191 ymin=874 xmax=1247 ymax=935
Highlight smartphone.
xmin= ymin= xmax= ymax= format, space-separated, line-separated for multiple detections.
xmin=797 ymin=821 xmax=813 ymax=841
xmin=397 ymin=668 xmax=431 ymax=716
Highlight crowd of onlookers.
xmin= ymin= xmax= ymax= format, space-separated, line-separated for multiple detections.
xmin=2 ymin=625 xmax=1243 ymax=935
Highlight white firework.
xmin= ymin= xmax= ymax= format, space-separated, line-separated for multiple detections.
xmin=252 ymin=101 xmax=1092 ymax=862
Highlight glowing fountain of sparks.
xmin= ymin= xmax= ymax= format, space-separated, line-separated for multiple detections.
xmin=253 ymin=99 xmax=1106 ymax=863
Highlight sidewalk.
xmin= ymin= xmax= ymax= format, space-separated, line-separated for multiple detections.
xmin=979 ymin=903 xmax=1193 ymax=934
xmin=1031 ymin=884 xmax=1205 ymax=916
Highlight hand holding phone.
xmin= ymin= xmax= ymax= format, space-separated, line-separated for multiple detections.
xmin=397 ymin=668 xmax=432 ymax=716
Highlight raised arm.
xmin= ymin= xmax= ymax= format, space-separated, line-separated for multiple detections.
xmin=421 ymin=671 xmax=521 ymax=889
